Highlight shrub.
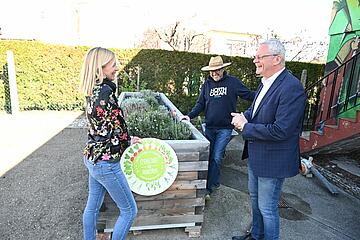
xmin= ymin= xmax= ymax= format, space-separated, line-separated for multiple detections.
xmin=121 ymin=97 xmax=149 ymax=118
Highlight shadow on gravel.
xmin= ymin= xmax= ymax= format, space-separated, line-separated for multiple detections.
xmin=0 ymin=128 xmax=87 ymax=240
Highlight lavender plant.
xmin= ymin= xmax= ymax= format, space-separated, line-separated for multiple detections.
xmin=121 ymin=91 xmax=192 ymax=140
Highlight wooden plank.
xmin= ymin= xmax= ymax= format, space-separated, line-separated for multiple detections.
xmin=176 ymin=171 xmax=198 ymax=180
xmin=137 ymin=208 xmax=195 ymax=217
xmin=103 ymin=197 xmax=204 ymax=211
xmin=176 ymin=152 xmax=199 ymax=161
xmin=167 ymin=180 xmax=206 ymax=190
xmin=166 ymin=140 xmax=209 ymax=151
xmin=103 ymin=189 xmax=197 ymax=203
xmin=134 ymin=214 xmax=203 ymax=226
xmin=135 ymin=189 xmax=196 ymax=201
xmin=136 ymin=197 xmax=205 ymax=210
xmin=185 ymin=226 xmax=202 ymax=238
xmin=130 ymin=223 xmax=195 ymax=231
xmin=105 ymin=214 xmax=204 ymax=230
xmin=97 ymin=220 xmax=106 ymax=231
xmin=104 ymin=180 xmax=205 ymax=204
xmin=99 ymin=207 xmax=195 ymax=219
xmin=179 ymin=161 xmax=208 ymax=172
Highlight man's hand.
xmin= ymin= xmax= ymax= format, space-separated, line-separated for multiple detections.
xmin=231 ymin=112 xmax=248 ymax=131
xmin=180 ymin=115 xmax=190 ymax=121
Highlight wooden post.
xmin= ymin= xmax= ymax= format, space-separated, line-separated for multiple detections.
xmin=136 ymin=66 xmax=140 ymax=92
xmin=6 ymin=50 xmax=19 ymax=114
xmin=300 ymin=69 xmax=307 ymax=88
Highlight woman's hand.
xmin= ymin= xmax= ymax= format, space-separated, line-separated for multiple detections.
xmin=130 ymin=136 xmax=142 ymax=145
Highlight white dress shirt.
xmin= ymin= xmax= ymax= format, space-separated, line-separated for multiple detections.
xmin=252 ymin=68 xmax=285 ymax=118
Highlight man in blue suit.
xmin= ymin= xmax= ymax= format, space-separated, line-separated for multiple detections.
xmin=231 ymin=39 xmax=306 ymax=240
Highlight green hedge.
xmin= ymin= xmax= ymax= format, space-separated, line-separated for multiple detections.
xmin=0 ymin=40 xmax=139 ymax=111
xmin=0 ymin=40 xmax=85 ymax=110
xmin=0 ymin=40 xmax=325 ymax=113
xmin=122 ymin=49 xmax=325 ymax=113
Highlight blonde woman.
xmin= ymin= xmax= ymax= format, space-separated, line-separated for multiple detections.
xmin=79 ymin=47 xmax=139 ymax=240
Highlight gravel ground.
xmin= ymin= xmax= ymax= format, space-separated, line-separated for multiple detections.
xmin=1 ymin=112 xmax=360 ymax=240
xmin=0 ymin=126 xmax=252 ymax=240
xmin=0 ymin=128 xmax=88 ymax=240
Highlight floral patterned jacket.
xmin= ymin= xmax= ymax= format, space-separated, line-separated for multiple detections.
xmin=83 ymin=79 xmax=130 ymax=163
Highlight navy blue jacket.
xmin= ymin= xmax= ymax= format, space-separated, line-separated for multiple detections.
xmin=188 ymin=72 xmax=255 ymax=129
xmin=242 ymin=69 xmax=306 ymax=178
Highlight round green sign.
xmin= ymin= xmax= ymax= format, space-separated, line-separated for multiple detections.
xmin=133 ymin=150 xmax=166 ymax=182
xmin=120 ymin=138 xmax=178 ymax=196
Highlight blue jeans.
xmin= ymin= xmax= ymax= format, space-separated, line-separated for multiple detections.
xmin=248 ymin=166 xmax=284 ymax=240
xmin=83 ymin=158 xmax=137 ymax=240
xmin=205 ymin=128 xmax=232 ymax=193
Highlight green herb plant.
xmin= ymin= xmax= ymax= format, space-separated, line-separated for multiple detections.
xmin=121 ymin=90 xmax=192 ymax=140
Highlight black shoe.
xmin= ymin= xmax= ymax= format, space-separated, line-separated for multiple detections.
xmin=232 ymin=233 xmax=254 ymax=240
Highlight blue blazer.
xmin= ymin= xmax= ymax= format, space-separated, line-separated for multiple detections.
xmin=242 ymin=69 xmax=306 ymax=178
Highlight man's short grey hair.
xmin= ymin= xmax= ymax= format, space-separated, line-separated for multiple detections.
xmin=261 ymin=39 xmax=286 ymax=65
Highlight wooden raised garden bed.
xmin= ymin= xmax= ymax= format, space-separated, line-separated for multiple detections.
xmin=97 ymin=92 xmax=210 ymax=238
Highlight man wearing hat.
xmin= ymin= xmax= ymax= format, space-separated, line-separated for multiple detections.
xmin=182 ymin=55 xmax=255 ymax=200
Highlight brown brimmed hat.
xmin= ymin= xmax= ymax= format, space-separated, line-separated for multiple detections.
xmin=201 ymin=56 xmax=232 ymax=71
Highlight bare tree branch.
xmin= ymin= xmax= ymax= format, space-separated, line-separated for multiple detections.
xmin=145 ymin=21 xmax=206 ymax=52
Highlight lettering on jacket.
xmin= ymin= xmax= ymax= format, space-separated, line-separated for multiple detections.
xmin=209 ymin=87 xmax=227 ymax=97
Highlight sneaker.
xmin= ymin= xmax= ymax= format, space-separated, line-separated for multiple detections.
xmin=213 ymin=184 xmax=221 ymax=190
xmin=204 ymin=193 xmax=211 ymax=201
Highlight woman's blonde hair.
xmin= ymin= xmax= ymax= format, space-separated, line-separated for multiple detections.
xmin=79 ymin=47 xmax=116 ymax=96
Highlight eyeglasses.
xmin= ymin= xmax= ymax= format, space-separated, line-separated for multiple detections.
xmin=253 ymin=54 xmax=278 ymax=61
